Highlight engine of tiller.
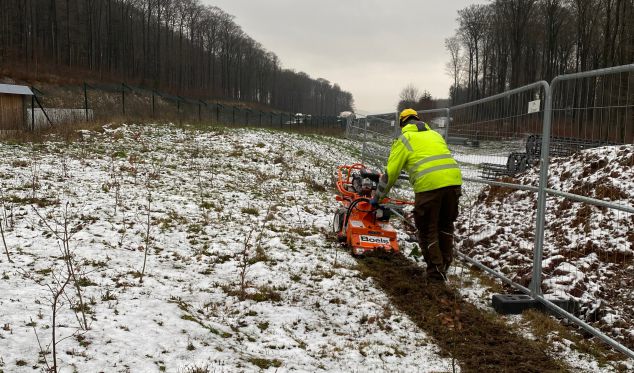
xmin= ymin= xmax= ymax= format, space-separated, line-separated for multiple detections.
xmin=333 ymin=164 xmax=411 ymax=255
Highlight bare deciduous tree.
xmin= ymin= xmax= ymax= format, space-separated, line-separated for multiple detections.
xmin=0 ymin=0 xmax=355 ymax=116
xmin=398 ymin=84 xmax=421 ymax=111
xmin=445 ymin=36 xmax=463 ymax=104
xmin=34 ymin=203 xmax=89 ymax=330
xmin=447 ymin=0 xmax=634 ymax=104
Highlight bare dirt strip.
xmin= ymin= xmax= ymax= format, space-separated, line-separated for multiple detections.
xmin=356 ymin=251 xmax=568 ymax=373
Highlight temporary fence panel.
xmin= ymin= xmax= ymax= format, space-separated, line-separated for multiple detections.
xmin=346 ymin=112 xmax=397 ymax=168
xmin=535 ymin=65 xmax=634 ymax=353
xmin=447 ymin=82 xmax=549 ymax=186
xmin=343 ymin=64 xmax=634 ymax=359
xmin=446 ymin=83 xmax=549 ymax=323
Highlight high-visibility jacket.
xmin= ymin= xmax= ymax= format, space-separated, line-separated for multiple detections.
xmin=377 ymin=121 xmax=462 ymax=199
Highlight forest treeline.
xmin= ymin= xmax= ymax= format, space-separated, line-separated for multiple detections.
xmin=0 ymin=0 xmax=354 ymax=116
xmin=446 ymin=0 xmax=634 ymax=103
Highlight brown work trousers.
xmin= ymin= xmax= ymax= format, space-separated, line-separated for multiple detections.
xmin=413 ymin=186 xmax=461 ymax=277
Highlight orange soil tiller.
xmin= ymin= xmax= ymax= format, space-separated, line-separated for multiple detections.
xmin=333 ymin=164 xmax=413 ymax=255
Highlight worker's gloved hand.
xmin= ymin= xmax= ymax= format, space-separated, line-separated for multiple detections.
xmin=370 ymin=197 xmax=380 ymax=208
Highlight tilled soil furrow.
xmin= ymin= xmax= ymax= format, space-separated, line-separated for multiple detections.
xmin=357 ymin=252 xmax=568 ymax=373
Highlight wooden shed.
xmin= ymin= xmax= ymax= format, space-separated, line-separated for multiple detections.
xmin=0 ymin=84 xmax=33 ymax=131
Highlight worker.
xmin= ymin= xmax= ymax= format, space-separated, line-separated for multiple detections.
xmin=371 ymin=109 xmax=462 ymax=282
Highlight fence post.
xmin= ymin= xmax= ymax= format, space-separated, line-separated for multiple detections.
xmin=361 ymin=118 xmax=368 ymax=164
xmin=83 ymin=83 xmax=89 ymax=121
xmin=121 ymin=83 xmax=126 ymax=115
xmin=152 ymin=91 xmax=156 ymax=118
xmin=31 ymin=88 xmax=53 ymax=127
xmin=394 ymin=111 xmax=400 ymax=137
xmin=530 ymin=82 xmax=553 ymax=296
xmin=177 ymin=98 xmax=181 ymax=124
xmin=444 ymin=107 xmax=451 ymax=140
xmin=232 ymin=106 xmax=236 ymax=125
xmin=31 ymin=95 xmax=35 ymax=130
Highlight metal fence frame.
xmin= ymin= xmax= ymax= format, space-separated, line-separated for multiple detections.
xmin=29 ymin=82 xmax=345 ymax=133
xmin=347 ymin=64 xmax=634 ymax=358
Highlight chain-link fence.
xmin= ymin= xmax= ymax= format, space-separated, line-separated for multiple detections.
xmin=346 ymin=64 xmax=634 ymax=358
xmin=25 ymin=82 xmax=345 ymax=134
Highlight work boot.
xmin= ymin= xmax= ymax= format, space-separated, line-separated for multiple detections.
xmin=442 ymin=262 xmax=452 ymax=277
xmin=426 ymin=265 xmax=446 ymax=283
xmin=427 ymin=274 xmax=446 ymax=284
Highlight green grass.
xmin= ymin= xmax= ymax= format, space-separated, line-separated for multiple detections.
xmin=241 ymin=207 xmax=259 ymax=216
xmin=248 ymin=358 xmax=282 ymax=369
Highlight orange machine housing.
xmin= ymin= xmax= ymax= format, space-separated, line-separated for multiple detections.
xmin=334 ymin=164 xmax=412 ymax=255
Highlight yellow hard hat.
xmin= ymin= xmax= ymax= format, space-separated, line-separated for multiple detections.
xmin=399 ymin=108 xmax=419 ymax=124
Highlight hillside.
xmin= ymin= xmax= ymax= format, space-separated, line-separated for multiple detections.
xmin=0 ymin=124 xmax=629 ymax=372
xmin=0 ymin=1 xmax=353 ymax=116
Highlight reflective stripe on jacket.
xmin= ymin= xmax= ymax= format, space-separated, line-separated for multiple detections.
xmin=377 ymin=121 xmax=462 ymax=199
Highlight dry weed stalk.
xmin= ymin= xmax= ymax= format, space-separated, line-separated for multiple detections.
xmin=139 ymin=188 xmax=152 ymax=284
xmin=237 ymin=203 xmax=273 ymax=300
xmin=32 ymin=270 xmax=73 ymax=373
xmin=2 ymin=200 xmax=14 ymax=228
xmin=33 ymin=203 xmax=89 ymax=330
xmin=49 ymin=271 xmax=71 ymax=373
xmin=0 ymin=219 xmax=11 ymax=263
xmin=113 ymin=175 xmax=122 ymax=216
xmin=139 ymin=169 xmax=157 ymax=284
xmin=238 ymin=229 xmax=255 ymax=300
xmin=60 ymin=153 xmax=69 ymax=180
xmin=254 ymin=203 xmax=274 ymax=255
xmin=30 ymin=156 xmax=40 ymax=199
xmin=109 ymin=157 xmax=123 ymax=216
xmin=117 ymin=211 xmax=128 ymax=248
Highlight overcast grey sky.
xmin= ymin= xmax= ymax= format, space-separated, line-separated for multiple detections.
xmin=204 ymin=0 xmax=475 ymax=114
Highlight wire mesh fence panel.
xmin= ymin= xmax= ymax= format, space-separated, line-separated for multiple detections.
xmin=179 ymin=99 xmax=201 ymax=124
xmin=541 ymin=197 xmax=634 ymax=348
xmin=148 ymin=92 xmax=179 ymax=123
xmin=338 ymin=65 xmax=634 ymax=359
xmin=414 ymin=108 xmax=450 ymax=137
xmin=454 ymin=172 xmax=540 ymax=287
xmin=551 ymin=70 xmax=634 ymax=145
xmin=448 ymin=83 xmax=548 ymax=186
xmin=346 ymin=112 xmax=397 ymax=168
xmin=215 ymin=106 xmax=230 ymax=125
xmin=123 ymin=87 xmax=155 ymax=120
xmin=199 ymin=102 xmax=213 ymax=124
xmin=270 ymin=112 xmax=280 ymax=129
xmin=86 ymin=83 xmax=126 ymax=121
xmin=536 ymin=66 xmax=634 ymax=351
xmin=30 ymin=85 xmax=88 ymax=128
xmin=22 ymin=80 xmax=344 ymax=137
xmin=237 ymin=108 xmax=248 ymax=127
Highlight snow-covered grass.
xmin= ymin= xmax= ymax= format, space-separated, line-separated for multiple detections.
xmin=1 ymin=123 xmax=628 ymax=372
xmin=0 ymin=124 xmax=457 ymax=372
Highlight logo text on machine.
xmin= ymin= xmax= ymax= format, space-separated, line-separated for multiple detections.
xmin=360 ymin=235 xmax=391 ymax=245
